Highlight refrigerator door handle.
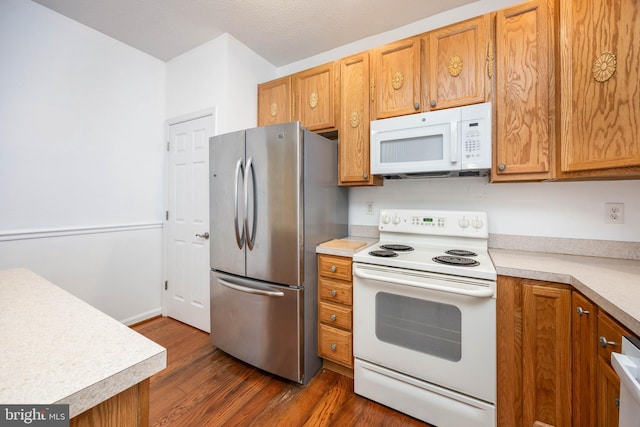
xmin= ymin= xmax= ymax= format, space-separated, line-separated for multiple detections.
xmin=233 ymin=158 xmax=245 ymax=249
xmin=218 ymin=278 xmax=285 ymax=297
xmin=244 ymin=156 xmax=257 ymax=250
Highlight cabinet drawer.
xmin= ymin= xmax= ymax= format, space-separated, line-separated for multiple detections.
xmin=318 ymin=324 xmax=353 ymax=368
xmin=318 ymin=254 xmax=352 ymax=281
xmin=319 ymin=301 xmax=352 ymax=331
xmin=318 ymin=276 xmax=352 ymax=306
xmin=597 ymin=310 xmax=630 ymax=368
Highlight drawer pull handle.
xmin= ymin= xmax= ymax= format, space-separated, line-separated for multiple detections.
xmin=330 ymin=344 xmax=337 ymax=351
xmin=599 ymin=336 xmax=617 ymax=348
xmin=331 ymin=290 xmax=337 ymax=297
xmin=330 ymin=314 xmax=337 ymax=321
xmin=330 ymin=265 xmax=337 ymax=273
xmin=576 ymin=307 xmax=590 ymax=316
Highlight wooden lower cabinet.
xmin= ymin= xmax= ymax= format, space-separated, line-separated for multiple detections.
xmin=498 ymin=276 xmax=637 ymax=427
xmin=317 ymin=254 xmax=354 ymax=375
xmin=70 ymin=379 xmax=149 ymax=427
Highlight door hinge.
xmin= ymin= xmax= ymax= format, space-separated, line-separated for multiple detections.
xmin=166 ymin=141 xmax=170 ymax=151
xmin=164 ymin=280 xmax=168 ymax=290
xmin=165 ymin=211 xmax=169 ymax=221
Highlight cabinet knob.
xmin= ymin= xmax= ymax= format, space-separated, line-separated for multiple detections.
xmin=330 ymin=265 xmax=337 ymax=273
xmin=414 ymin=102 xmax=420 ymax=110
xmin=330 ymin=344 xmax=337 ymax=351
xmin=599 ymin=336 xmax=617 ymax=348
xmin=498 ymin=164 xmax=506 ymax=171
xmin=576 ymin=307 xmax=590 ymax=316
xmin=330 ymin=314 xmax=337 ymax=321
xmin=362 ymin=173 xmax=369 ymax=179
xmin=430 ymin=100 xmax=436 ymax=107
xmin=330 ymin=290 xmax=337 ymax=297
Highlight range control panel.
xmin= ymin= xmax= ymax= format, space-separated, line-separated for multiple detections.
xmin=378 ymin=209 xmax=489 ymax=238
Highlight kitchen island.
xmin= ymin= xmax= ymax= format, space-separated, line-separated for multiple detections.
xmin=0 ymin=268 xmax=166 ymax=423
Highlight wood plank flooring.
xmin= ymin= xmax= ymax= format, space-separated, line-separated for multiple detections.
xmin=132 ymin=316 xmax=429 ymax=426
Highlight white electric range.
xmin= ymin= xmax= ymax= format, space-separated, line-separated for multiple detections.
xmin=353 ymin=209 xmax=497 ymax=427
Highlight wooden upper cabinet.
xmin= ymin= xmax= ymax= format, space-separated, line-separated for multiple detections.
xmin=423 ymin=15 xmax=490 ymax=111
xmin=257 ymin=76 xmax=292 ymax=127
xmin=371 ymin=37 xmax=421 ymax=119
xmin=293 ymin=62 xmax=338 ymax=132
xmin=493 ymin=0 xmax=556 ymax=182
xmin=339 ymin=52 xmax=382 ymax=187
xmin=558 ymin=0 xmax=640 ymax=178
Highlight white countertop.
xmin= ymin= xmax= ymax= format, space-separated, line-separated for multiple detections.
xmin=0 ymin=268 xmax=166 ymax=418
xmin=490 ymin=249 xmax=640 ymax=337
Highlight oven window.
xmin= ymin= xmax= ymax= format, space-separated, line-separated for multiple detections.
xmin=375 ymin=292 xmax=461 ymax=361
xmin=380 ymin=135 xmax=444 ymax=163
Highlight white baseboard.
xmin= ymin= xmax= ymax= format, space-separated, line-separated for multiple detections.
xmin=121 ymin=308 xmax=163 ymax=326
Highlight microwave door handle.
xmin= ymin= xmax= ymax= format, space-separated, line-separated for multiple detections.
xmin=449 ymin=121 xmax=459 ymax=163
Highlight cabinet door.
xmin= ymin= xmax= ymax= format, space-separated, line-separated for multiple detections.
xmin=424 ymin=15 xmax=490 ymax=111
xmin=371 ymin=37 xmax=421 ymax=119
xmin=493 ymin=0 xmax=555 ymax=182
xmin=338 ymin=52 xmax=382 ymax=186
xmin=596 ymin=310 xmax=631 ymax=426
xmin=572 ymin=292 xmax=597 ymax=427
xmin=522 ymin=283 xmax=571 ymax=427
xmin=293 ymin=62 xmax=337 ymax=132
xmin=257 ymin=76 xmax=291 ymax=127
xmin=559 ymin=0 xmax=640 ymax=178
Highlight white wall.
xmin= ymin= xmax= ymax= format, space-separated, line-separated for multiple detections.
xmin=349 ymin=178 xmax=640 ymax=242
xmin=165 ymin=33 xmax=276 ymax=133
xmin=0 ymin=0 xmax=166 ymax=323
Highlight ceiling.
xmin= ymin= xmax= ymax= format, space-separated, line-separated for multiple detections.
xmin=32 ymin=0 xmax=477 ymax=66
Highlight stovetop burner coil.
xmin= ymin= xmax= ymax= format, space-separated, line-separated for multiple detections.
xmin=369 ymin=249 xmax=399 ymax=258
xmin=380 ymin=244 xmax=414 ymax=252
xmin=445 ymin=249 xmax=477 ymax=257
xmin=432 ymin=255 xmax=480 ymax=267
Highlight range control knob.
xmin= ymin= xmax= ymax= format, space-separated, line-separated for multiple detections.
xmin=381 ymin=213 xmax=391 ymax=224
xmin=392 ymin=215 xmax=402 ymax=225
xmin=471 ymin=218 xmax=484 ymax=230
xmin=458 ymin=218 xmax=470 ymax=229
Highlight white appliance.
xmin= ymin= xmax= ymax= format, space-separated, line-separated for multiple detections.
xmin=370 ymin=102 xmax=492 ymax=178
xmin=612 ymin=336 xmax=640 ymax=427
xmin=353 ymin=209 xmax=497 ymax=427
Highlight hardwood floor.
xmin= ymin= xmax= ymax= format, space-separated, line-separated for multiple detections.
xmin=132 ymin=316 xmax=429 ymax=426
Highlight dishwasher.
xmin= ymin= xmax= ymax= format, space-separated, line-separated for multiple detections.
xmin=612 ymin=336 xmax=640 ymax=427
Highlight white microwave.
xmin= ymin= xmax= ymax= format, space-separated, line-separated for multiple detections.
xmin=370 ymin=102 xmax=492 ymax=178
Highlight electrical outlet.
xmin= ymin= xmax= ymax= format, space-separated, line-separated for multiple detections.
xmin=604 ymin=202 xmax=624 ymax=224
xmin=365 ymin=201 xmax=374 ymax=216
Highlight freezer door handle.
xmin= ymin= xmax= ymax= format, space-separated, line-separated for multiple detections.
xmin=244 ymin=156 xmax=257 ymax=250
xmin=233 ymin=158 xmax=245 ymax=249
xmin=217 ymin=278 xmax=285 ymax=297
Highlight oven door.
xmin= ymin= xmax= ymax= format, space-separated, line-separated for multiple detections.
xmin=353 ymin=263 xmax=496 ymax=403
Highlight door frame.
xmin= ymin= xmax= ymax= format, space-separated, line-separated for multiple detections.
xmin=162 ymin=108 xmax=217 ymax=318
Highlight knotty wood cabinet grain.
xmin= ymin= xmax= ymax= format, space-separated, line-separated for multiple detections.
xmin=558 ymin=0 xmax=640 ymax=179
xmin=493 ymin=0 xmax=556 ymax=182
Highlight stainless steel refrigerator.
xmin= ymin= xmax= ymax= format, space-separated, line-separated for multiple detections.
xmin=209 ymin=122 xmax=348 ymax=384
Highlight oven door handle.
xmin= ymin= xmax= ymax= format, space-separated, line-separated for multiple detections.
xmin=354 ymin=267 xmax=495 ymax=298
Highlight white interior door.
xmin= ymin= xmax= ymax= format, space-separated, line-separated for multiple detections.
xmin=166 ymin=114 xmax=214 ymax=332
